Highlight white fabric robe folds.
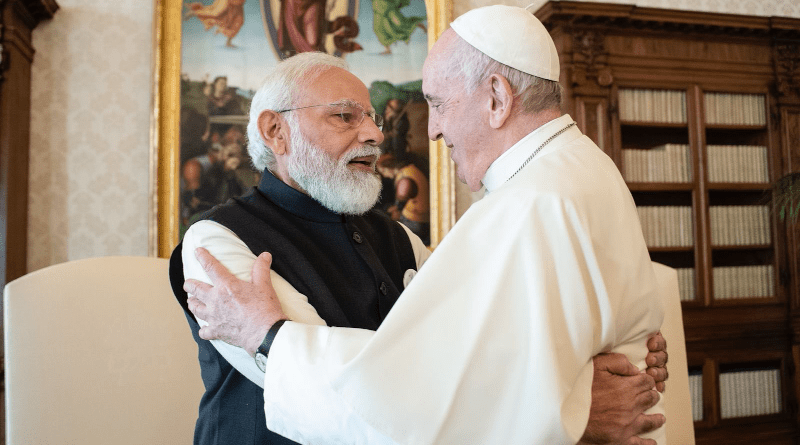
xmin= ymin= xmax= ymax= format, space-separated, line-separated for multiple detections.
xmin=264 ymin=115 xmax=666 ymax=444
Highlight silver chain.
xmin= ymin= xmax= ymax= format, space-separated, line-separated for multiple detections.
xmin=506 ymin=122 xmax=577 ymax=183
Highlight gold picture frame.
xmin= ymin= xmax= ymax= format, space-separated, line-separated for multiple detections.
xmin=150 ymin=0 xmax=455 ymax=258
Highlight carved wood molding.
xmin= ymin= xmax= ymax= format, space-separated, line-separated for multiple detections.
xmin=0 ymin=0 xmax=59 ymax=80
xmin=537 ymin=1 xmax=800 ymax=39
xmin=18 ymin=0 xmax=59 ymax=25
xmin=570 ymin=29 xmax=613 ymax=88
xmin=774 ymin=40 xmax=800 ymax=101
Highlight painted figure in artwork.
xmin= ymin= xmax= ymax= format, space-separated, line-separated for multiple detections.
xmin=278 ymin=0 xmax=362 ymax=56
xmin=377 ymin=152 xmax=430 ymax=244
xmin=203 ymin=76 xmax=242 ymax=116
xmin=372 ymin=0 xmax=426 ymax=54
xmin=185 ymin=0 xmax=246 ymax=47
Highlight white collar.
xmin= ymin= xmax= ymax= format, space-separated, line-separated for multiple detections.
xmin=482 ymin=114 xmax=575 ymax=193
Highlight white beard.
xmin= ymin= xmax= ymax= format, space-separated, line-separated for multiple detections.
xmin=286 ymin=121 xmax=382 ymax=215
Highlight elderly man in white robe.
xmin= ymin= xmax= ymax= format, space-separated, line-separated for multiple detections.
xmin=185 ymin=5 xmax=670 ymax=445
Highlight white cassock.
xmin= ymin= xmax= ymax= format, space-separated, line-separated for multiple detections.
xmin=260 ymin=114 xmax=666 ymax=444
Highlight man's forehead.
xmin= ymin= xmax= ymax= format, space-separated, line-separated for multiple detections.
xmin=421 ymin=64 xmax=447 ymax=101
xmin=304 ymin=67 xmax=373 ymax=109
xmin=422 ymin=40 xmax=453 ymax=98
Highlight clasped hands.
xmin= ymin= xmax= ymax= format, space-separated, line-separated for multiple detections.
xmin=184 ymin=247 xmax=668 ymax=445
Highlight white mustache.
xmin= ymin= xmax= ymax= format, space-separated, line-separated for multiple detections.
xmin=341 ymin=145 xmax=382 ymax=168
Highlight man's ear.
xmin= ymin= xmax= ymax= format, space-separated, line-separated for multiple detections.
xmin=486 ymin=74 xmax=514 ymax=129
xmin=257 ymin=110 xmax=287 ymax=155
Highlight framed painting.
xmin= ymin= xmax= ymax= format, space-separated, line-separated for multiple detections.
xmin=151 ymin=0 xmax=455 ymax=257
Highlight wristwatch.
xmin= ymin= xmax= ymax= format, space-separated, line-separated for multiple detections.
xmin=254 ymin=319 xmax=288 ymax=372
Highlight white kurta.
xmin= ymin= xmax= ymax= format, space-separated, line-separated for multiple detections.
xmin=262 ymin=115 xmax=666 ymax=444
xmin=182 ymin=219 xmax=432 ymax=388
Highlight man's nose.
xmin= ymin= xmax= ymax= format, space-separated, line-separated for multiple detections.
xmin=359 ymin=117 xmax=385 ymax=145
xmin=427 ymin=113 xmax=442 ymax=142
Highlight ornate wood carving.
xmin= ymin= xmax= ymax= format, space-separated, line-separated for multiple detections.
xmin=570 ymin=30 xmax=613 ymax=88
xmin=20 ymin=0 xmax=59 ymax=23
xmin=774 ymin=40 xmax=800 ymax=101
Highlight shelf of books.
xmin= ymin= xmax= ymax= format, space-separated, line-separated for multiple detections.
xmin=620 ymin=87 xmax=777 ymax=307
xmin=704 ymin=91 xmax=775 ymax=308
xmin=719 ymin=365 xmax=782 ymax=419
xmin=619 ymin=86 xmax=783 ymax=428
xmin=689 ymin=361 xmax=785 ymax=424
xmin=619 ymin=87 xmax=699 ymax=305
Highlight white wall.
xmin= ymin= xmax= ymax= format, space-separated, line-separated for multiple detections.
xmin=26 ymin=0 xmax=800 ymax=271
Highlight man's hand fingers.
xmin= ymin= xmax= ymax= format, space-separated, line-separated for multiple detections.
xmin=184 ymin=279 xmax=213 ymax=300
xmin=197 ymin=325 xmax=216 ymax=341
xmin=629 ymin=412 xmax=666 ymax=436
xmin=624 ymin=438 xmax=657 ymax=445
xmin=647 ymin=331 xmax=667 ymax=353
xmin=252 ymin=252 xmax=274 ymax=287
xmin=187 ymin=295 xmax=208 ymax=318
xmin=195 ymin=247 xmax=235 ymax=285
xmin=644 ymin=332 xmax=668 ymax=393
xmin=594 ymin=352 xmax=639 ymax=376
xmin=646 ymin=366 xmax=668 ymax=385
xmin=646 ymin=351 xmax=668 ymax=367
xmin=633 ymin=388 xmax=660 ymax=412
xmin=636 ymin=372 xmax=657 ymax=392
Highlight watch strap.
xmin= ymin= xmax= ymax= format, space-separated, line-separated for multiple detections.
xmin=257 ymin=319 xmax=288 ymax=358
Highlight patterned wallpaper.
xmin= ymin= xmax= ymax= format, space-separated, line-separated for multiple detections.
xmin=28 ymin=0 xmax=154 ymax=271
xmin=26 ymin=0 xmax=800 ymax=272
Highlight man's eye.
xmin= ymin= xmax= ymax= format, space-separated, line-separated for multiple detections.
xmin=339 ymin=112 xmax=357 ymax=123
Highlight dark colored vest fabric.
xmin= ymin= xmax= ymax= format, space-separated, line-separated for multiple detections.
xmin=169 ymin=171 xmax=418 ymax=445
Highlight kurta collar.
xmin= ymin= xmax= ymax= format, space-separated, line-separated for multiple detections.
xmin=482 ymin=114 xmax=576 ymax=193
xmin=256 ymin=169 xmax=342 ymax=223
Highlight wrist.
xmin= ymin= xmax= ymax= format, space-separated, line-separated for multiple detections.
xmin=253 ymin=319 xmax=289 ymax=372
xmin=245 ymin=313 xmax=288 ymax=357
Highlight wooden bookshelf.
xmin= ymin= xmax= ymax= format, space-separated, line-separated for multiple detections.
xmin=537 ymin=2 xmax=800 ymax=443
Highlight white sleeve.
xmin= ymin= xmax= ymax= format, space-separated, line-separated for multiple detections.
xmin=182 ymin=220 xmax=326 ymax=388
xmin=398 ymin=222 xmax=432 ymax=270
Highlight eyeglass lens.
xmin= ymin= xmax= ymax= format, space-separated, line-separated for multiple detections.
xmin=331 ymin=104 xmax=384 ymax=130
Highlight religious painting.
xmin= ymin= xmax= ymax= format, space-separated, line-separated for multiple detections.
xmin=174 ymin=0 xmax=432 ymax=243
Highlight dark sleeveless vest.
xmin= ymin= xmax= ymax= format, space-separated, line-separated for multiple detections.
xmin=169 ymin=171 xmax=418 ymax=445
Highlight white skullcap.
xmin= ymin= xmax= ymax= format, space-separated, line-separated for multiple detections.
xmin=450 ymin=5 xmax=559 ymax=82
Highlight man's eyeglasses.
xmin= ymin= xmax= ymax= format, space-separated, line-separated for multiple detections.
xmin=276 ymin=102 xmax=384 ymax=131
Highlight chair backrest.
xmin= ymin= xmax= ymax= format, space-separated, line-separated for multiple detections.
xmin=652 ymin=262 xmax=696 ymax=445
xmin=4 ymin=256 xmax=204 ymax=445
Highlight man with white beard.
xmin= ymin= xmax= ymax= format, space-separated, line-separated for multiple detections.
xmin=170 ymin=51 xmax=667 ymax=445
xmin=171 ymin=52 xmax=425 ymax=445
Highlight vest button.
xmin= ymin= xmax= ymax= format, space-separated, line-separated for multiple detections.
xmin=352 ymin=232 xmax=363 ymax=243
xmin=379 ymin=282 xmax=388 ymax=295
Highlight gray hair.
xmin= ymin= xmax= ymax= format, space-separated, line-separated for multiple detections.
xmin=447 ymin=35 xmax=562 ymax=114
xmin=246 ymin=52 xmax=349 ymax=171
